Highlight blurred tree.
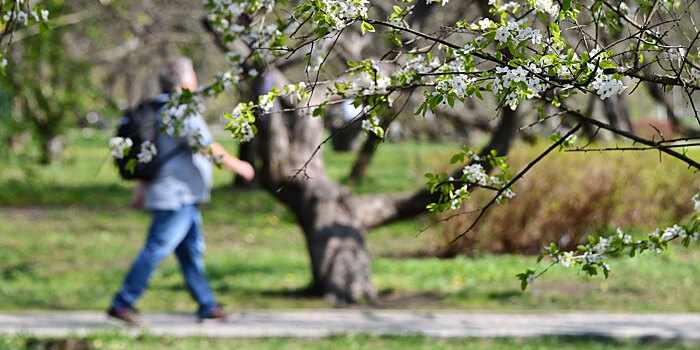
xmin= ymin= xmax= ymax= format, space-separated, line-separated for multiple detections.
xmin=3 ymin=10 xmax=95 ymax=163
xmin=1 ymin=0 xmax=224 ymax=163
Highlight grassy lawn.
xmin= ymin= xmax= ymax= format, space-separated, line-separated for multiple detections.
xmin=1 ymin=130 xmax=700 ymax=315
xmin=2 ymin=334 xmax=699 ymax=350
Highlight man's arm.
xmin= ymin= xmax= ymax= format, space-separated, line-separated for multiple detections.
xmin=209 ymin=142 xmax=255 ymax=182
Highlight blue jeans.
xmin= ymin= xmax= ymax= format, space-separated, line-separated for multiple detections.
xmin=112 ymin=204 xmax=217 ymax=317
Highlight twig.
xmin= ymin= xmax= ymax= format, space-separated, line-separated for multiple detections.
xmin=566 ymin=143 xmax=700 ymax=152
xmin=450 ymin=122 xmax=584 ymax=243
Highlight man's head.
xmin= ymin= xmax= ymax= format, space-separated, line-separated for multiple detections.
xmin=158 ymin=56 xmax=198 ymax=93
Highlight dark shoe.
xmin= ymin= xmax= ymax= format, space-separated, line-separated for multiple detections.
xmin=108 ymin=307 xmax=142 ymax=325
xmin=199 ymin=306 xmax=227 ymax=322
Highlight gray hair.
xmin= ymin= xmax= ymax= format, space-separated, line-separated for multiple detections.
xmin=158 ymin=57 xmax=194 ymax=93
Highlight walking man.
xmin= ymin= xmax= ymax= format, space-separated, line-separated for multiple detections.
xmin=108 ymin=57 xmax=254 ymax=324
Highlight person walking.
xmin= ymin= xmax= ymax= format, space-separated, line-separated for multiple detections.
xmin=108 ymin=57 xmax=254 ymax=324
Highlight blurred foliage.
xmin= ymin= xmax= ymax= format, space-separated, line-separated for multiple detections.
xmin=0 ymin=0 xmax=227 ymax=164
xmin=0 ymin=0 xmax=112 ymax=164
xmin=441 ymin=141 xmax=700 ymax=256
xmin=2 ymin=334 xmax=698 ymax=350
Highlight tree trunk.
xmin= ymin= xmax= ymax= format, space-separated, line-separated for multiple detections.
xmin=348 ymin=132 xmax=381 ymax=185
xmin=233 ymin=139 xmax=258 ymax=188
xmin=295 ymin=182 xmax=376 ymax=304
xmin=255 ymin=70 xmax=379 ymax=304
xmin=39 ymin=133 xmax=63 ymax=165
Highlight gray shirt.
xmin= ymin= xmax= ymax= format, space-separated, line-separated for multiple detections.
xmin=143 ymin=94 xmax=214 ymax=211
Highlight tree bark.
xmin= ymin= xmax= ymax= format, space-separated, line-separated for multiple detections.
xmin=294 ymin=182 xmax=376 ymax=304
xmin=645 ymin=81 xmax=700 ymax=136
xmin=255 ymin=71 xmax=376 ymax=304
xmin=348 ymin=132 xmax=381 ymax=186
xmin=234 ymin=139 xmax=257 ymax=188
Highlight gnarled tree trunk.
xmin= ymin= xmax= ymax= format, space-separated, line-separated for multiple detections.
xmin=296 ymin=183 xmax=375 ymax=304
xmin=254 ymin=70 xmax=447 ymax=303
xmin=251 ymin=68 xmax=522 ymax=303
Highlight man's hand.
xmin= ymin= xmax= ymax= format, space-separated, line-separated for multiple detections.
xmin=235 ymin=160 xmax=255 ymax=182
xmin=210 ymin=142 xmax=256 ymax=182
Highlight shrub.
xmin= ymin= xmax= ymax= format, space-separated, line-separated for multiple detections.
xmin=439 ymin=141 xmax=700 ymax=256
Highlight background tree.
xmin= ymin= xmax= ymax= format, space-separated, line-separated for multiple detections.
xmin=1 ymin=0 xmax=228 ymax=164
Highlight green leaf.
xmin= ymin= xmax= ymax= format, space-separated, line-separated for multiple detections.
xmin=125 ymin=159 xmax=137 ymax=174
xmin=599 ymin=61 xmax=615 ymax=69
xmin=361 ymin=21 xmax=375 ymax=34
xmin=562 ymin=0 xmax=572 ymax=11
xmin=316 ymin=26 xmax=329 ymax=37
xmin=313 ymin=107 xmax=326 ymax=116
xmin=474 ymin=88 xmax=483 ymax=100
xmin=549 ymin=22 xmax=560 ymax=40
xmin=375 ymin=127 xmax=385 ymax=138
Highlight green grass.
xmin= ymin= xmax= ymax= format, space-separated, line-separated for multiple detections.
xmin=1 ymin=334 xmax=698 ymax=350
xmin=1 ymin=130 xmax=700 ymax=314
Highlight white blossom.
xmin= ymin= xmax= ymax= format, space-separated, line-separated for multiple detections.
xmin=137 ymin=140 xmax=158 ymax=163
xmin=591 ymin=237 xmax=609 ymax=254
xmin=450 ymin=185 xmax=469 ymax=210
xmin=692 ymin=191 xmax=700 ymax=212
xmin=530 ymin=0 xmax=559 ymax=17
xmin=16 ymin=11 xmax=28 ymax=25
xmin=589 ymin=65 xmax=626 ymax=100
xmin=361 ymin=115 xmax=382 ymax=136
xmin=227 ymin=103 xmax=256 ymax=143
xmin=506 ymin=66 xmax=528 ymax=83
xmin=313 ymin=0 xmax=370 ymax=30
xmin=109 ymin=137 xmax=133 ymax=159
xmin=497 ymin=187 xmax=516 ymax=202
xmin=495 ymin=26 xmax=510 ymax=44
xmin=583 ymin=252 xmax=600 ymax=264
xmin=661 ymin=47 xmax=686 ymax=65
xmin=475 ymin=18 xmax=495 ymax=30
xmin=442 ymin=75 xmax=475 ymax=100
xmin=526 ymin=272 xmax=536 ymax=285
xmin=616 ymin=228 xmax=633 ymax=244
xmin=459 ymin=43 xmax=475 ymax=55
xmin=661 ymin=224 xmax=686 ymax=241
xmin=647 ymin=229 xmax=663 ymax=252
xmin=462 ymin=163 xmax=488 ymax=186
xmin=259 ymin=94 xmax=274 ymax=113
xmin=560 ymin=251 xmax=574 ymax=267
xmin=426 ymin=0 xmax=449 ymax=6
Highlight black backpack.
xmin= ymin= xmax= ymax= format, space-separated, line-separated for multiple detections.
xmin=115 ymin=100 xmax=169 ymax=181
